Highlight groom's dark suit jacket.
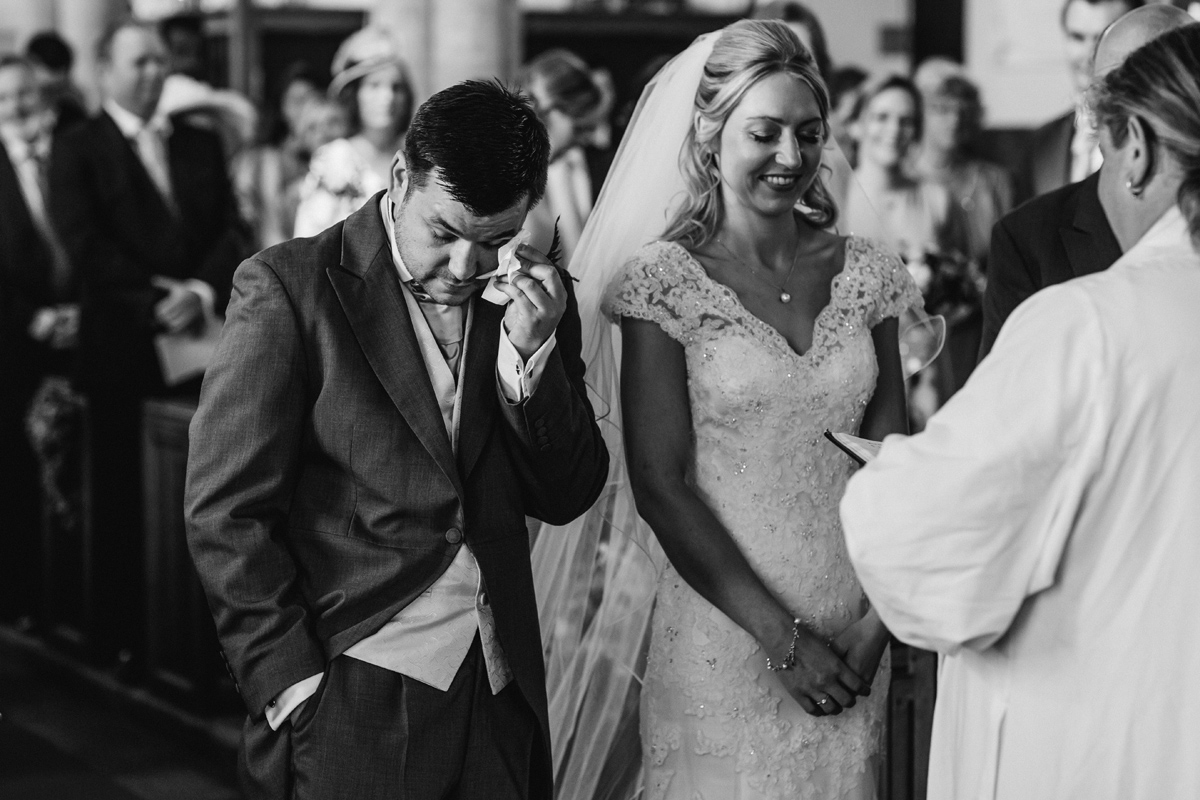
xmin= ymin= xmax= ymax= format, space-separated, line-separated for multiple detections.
xmin=978 ymin=172 xmax=1122 ymax=361
xmin=184 ymin=193 xmax=608 ymax=787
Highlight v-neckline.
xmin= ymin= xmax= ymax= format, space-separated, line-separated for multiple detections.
xmin=675 ymin=238 xmax=854 ymax=361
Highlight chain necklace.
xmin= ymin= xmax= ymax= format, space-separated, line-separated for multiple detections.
xmin=714 ymin=236 xmax=802 ymax=304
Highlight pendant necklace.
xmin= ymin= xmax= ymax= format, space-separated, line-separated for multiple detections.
xmin=714 ymin=235 xmax=802 ymax=304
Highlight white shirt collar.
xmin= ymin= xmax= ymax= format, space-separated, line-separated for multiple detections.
xmin=104 ymin=99 xmax=171 ymax=139
xmin=379 ymin=192 xmax=416 ymax=283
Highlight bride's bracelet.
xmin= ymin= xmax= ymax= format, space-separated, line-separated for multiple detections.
xmin=766 ymin=617 xmax=803 ymax=673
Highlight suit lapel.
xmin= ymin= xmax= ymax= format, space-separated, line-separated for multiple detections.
xmin=327 ymin=195 xmax=463 ymax=496
xmin=97 ymin=112 xmax=178 ymax=225
xmin=457 ymin=298 xmax=501 ymax=479
xmin=1061 ymin=174 xmax=1123 ymax=278
xmin=0 ymin=146 xmax=35 ymax=233
xmin=1035 ymin=112 xmax=1074 ymax=198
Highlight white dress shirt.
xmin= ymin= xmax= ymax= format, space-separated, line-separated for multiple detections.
xmin=0 ymin=123 xmax=71 ymax=292
xmin=841 ymin=207 xmax=1200 ymax=799
xmin=102 ymin=101 xmax=219 ymax=337
xmin=266 ymin=194 xmax=558 ymax=729
xmin=104 ymin=100 xmax=175 ymax=208
xmin=1069 ymin=104 xmax=1103 ymax=184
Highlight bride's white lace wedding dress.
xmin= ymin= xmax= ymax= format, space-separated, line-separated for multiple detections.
xmin=604 ymin=235 xmax=921 ymax=800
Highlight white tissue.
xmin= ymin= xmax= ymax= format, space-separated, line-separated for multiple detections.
xmin=481 ymin=229 xmax=532 ymax=305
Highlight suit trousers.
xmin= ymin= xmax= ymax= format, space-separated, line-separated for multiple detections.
xmin=239 ymin=636 xmax=546 ymax=800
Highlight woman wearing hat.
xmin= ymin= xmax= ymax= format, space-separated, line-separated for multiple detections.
xmin=518 ymin=48 xmax=613 ymax=265
xmin=293 ymin=27 xmax=412 ymax=238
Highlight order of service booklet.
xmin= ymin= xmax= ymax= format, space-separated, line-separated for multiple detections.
xmin=823 ymin=430 xmax=882 ymax=467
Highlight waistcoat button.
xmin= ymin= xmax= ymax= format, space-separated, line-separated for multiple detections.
xmin=445 ymin=527 xmax=463 ymax=544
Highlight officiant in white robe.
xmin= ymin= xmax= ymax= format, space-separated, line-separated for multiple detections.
xmin=838 ymin=24 xmax=1200 ymax=800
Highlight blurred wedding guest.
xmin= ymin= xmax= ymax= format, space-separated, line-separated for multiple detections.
xmin=842 ymin=24 xmax=1200 ymax=799
xmin=828 ymin=65 xmax=868 ymax=165
xmin=914 ymin=61 xmax=1014 ymax=268
xmin=1023 ymin=0 xmax=1143 ymax=200
xmin=156 ymin=13 xmax=257 ymax=164
xmin=293 ymin=27 xmax=412 ymax=237
xmin=844 ymin=75 xmax=970 ymax=417
xmin=0 ymin=55 xmax=77 ymax=629
xmin=749 ymin=0 xmax=833 ymax=82
xmin=24 ymin=31 xmax=86 ymax=129
xmin=913 ymin=63 xmax=1014 ymax=383
xmin=979 ymin=4 xmax=1192 ymax=360
xmin=519 ymin=48 xmax=613 ymax=263
xmin=49 ymin=19 xmax=247 ymax=668
xmin=234 ymin=63 xmax=344 ymax=248
xmin=845 ymin=76 xmax=969 ymax=272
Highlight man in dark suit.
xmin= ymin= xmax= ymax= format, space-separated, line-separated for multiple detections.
xmin=1022 ymin=0 xmax=1140 ymax=201
xmin=185 ymin=81 xmax=609 ymax=800
xmin=980 ymin=3 xmax=1193 ymax=360
xmin=25 ymin=31 xmax=87 ymax=131
xmin=49 ymin=20 xmax=246 ymax=665
xmin=978 ymin=173 xmax=1121 ymax=359
xmin=0 ymin=55 xmax=79 ymax=627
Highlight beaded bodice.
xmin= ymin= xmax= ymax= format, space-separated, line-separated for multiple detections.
xmin=605 ymin=236 xmax=920 ymax=800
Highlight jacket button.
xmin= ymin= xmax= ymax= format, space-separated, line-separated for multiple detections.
xmin=445 ymin=527 xmax=463 ymax=544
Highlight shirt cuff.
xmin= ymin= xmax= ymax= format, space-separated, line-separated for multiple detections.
xmin=181 ymin=278 xmax=217 ymax=319
xmin=265 ymin=672 xmax=323 ymax=731
xmin=496 ymin=322 xmax=557 ymax=404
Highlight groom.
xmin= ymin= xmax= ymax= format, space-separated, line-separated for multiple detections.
xmin=185 ymin=80 xmax=608 ymax=800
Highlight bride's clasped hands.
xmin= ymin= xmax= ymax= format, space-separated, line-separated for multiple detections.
xmin=766 ymin=613 xmax=880 ymax=717
xmin=763 ymin=608 xmax=891 ymax=718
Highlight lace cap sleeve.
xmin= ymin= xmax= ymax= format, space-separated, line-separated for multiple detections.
xmin=602 ymin=241 xmax=702 ymax=345
xmin=851 ymin=237 xmax=924 ymax=328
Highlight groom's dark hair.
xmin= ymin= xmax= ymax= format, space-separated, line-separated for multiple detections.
xmin=404 ymin=79 xmax=550 ymax=216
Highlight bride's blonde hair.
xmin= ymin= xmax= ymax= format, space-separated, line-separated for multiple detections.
xmin=662 ymin=19 xmax=837 ymax=248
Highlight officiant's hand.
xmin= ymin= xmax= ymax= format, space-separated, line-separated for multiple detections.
xmin=776 ymin=628 xmax=871 ymax=717
xmin=832 ymin=609 xmax=889 ymax=690
xmin=496 ymin=244 xmax=567 ymax=361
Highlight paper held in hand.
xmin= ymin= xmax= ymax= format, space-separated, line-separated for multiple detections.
xmin=480 ymin=229 xmax=532 ymax=306
xmin=154 ymin=308 xmax=223 ymax=387
xmin=824 ymin=430 xmax=882 ymax=467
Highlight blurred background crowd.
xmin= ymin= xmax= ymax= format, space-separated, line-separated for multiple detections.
xmin=1 ymin=0 xmax=1198 ymax=797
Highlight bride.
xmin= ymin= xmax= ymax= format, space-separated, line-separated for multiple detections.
xmin=533 ymin=20 xmax=922 ymax=799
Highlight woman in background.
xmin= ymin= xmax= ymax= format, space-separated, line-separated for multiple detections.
xmin=912 ymin=62 xmax=1013 ymax=273
xmin=293 ymin=27 xmax=412 ymax=237
xmin=844 ymin=75 xmax=970 ymax=422
xmin=234 ymin=62 xmax=329 ymax=248
xmin=519 ymin=48 xmax=613 ymax=264
xmin=912 ymin=62 xmax=1013 ymax=389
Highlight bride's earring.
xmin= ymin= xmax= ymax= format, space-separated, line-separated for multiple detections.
xmin=1126 ymin=177 xmax=1144 ymax=197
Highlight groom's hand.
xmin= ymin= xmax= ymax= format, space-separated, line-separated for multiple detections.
xmin=497 ymin=244 xmax=567 ymax=361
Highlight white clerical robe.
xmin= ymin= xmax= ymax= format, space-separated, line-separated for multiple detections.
xmin=841 ymin=206 xmax=1200 ymax=800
